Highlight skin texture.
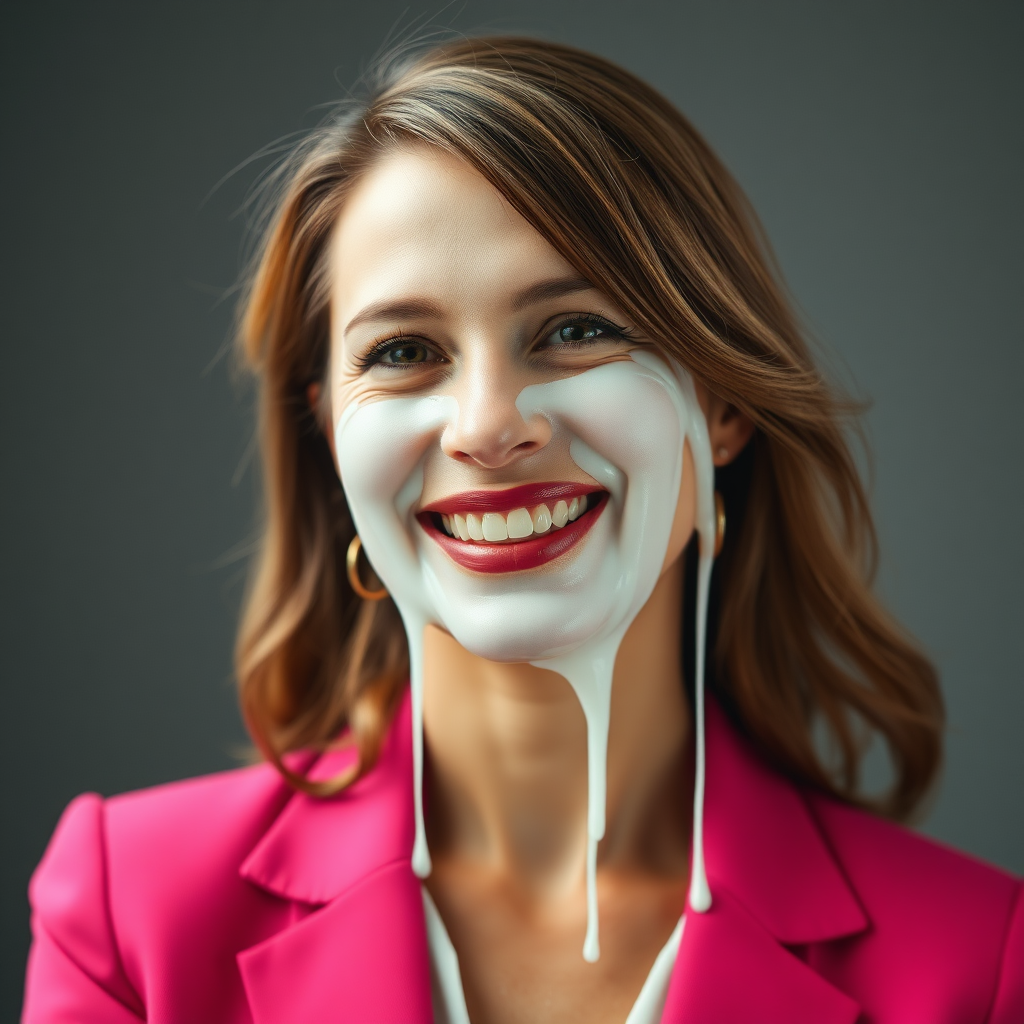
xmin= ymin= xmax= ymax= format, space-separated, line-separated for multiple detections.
xmin=325 ymin=148 xmax=753 ymax=1024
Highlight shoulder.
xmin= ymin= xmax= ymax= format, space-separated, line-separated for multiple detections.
xmin=37 ymin=759 xmax=295 ymax=883
xmin=808 ymin=791 xmax=1019 ymax=921
xmin=32 ymin=757 xmax=308 ymax=915
xmin=105 ymin=757 xmax=306 ymax=874
xmin=806 ymin=792 xmax=1024 ymax=1022
xmin=27 ymin=760 xmax=305 ymax=995
xmin=26 ymin=759 xmax=323 ymax=1022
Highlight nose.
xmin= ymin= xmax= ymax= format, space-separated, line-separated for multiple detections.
xmin=441 ymin=363 xmax=551 ymax=469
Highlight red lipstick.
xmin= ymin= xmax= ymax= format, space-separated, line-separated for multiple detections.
xmin=417 ymin=488 xmax=608 ymax=574
xmin=419 ymin=481 xmax=591 ymax=516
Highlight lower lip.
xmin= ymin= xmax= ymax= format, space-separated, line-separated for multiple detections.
xmin=418 ymin=494 xmax=608 ymax=574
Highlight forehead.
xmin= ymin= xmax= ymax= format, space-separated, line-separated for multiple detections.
xmin=330 ymin=146 xmax=576 ymax=324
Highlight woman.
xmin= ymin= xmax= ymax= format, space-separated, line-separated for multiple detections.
xmin=23 ymin=37 xmax=1022 ymax=1024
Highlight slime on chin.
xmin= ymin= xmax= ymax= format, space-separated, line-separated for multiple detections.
xmin=335 ymin=353 xmax=716 ymax=962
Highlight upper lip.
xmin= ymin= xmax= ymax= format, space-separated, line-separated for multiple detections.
xmin=418 ymin=481 xmax=597 ymax=516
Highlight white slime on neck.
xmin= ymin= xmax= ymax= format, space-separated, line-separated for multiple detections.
xmin=335 ymin=352 xmax=715 ymax=962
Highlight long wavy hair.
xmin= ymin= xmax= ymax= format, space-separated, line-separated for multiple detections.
xmin=235 ymin=36 xmax=942 ymax=819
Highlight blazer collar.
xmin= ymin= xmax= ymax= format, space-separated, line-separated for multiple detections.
xmin=661 ymin=699 xmax=867 ymax=1023
xmin=239 ymin=690 xmax=416 ymax=905
xmin=700 ymin=698 xmax=867 ymax=945
xmin=237 ymin=691 xmax=432 ymax=1024
xmin=236 ymin=689 xmax=868 ymax=1023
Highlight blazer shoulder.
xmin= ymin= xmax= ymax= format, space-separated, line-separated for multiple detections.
xmin=105 ymin=759 xmax=299 ymax=858
xmin=27 ymin=793 xmax=146 ymax=1019
xmin=808 ymin=792 xmax=1019 ymax=907
xmin=807 ymin=792 xmax=1022 ymax=1020
xmin=27 ymin=758 xmax=316 ymax=1019
xmin=31 ymin=758 xmax=308 ymax=935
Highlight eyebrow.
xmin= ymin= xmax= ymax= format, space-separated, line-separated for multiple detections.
xmin=509 ymin=275 xmax=596 ymax=312
xmin=342 ymin=275 xmax=597 ymax=337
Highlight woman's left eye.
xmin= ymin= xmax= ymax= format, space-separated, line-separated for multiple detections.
xmin=541 ymin=315 xmax=628 ymax=350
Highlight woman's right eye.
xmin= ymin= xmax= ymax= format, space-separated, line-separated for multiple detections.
xmin=360 ymin=338 xmax=442 ymax=369
xmin=379 ymin=341 xmax=431 ymax=365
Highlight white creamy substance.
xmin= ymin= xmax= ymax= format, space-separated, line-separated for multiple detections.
xmin=335 ymin=352 xmax=715 ymax=961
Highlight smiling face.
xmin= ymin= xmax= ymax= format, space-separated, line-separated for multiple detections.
xmin=327 ymin=142 xmax=720 ymax=925
xmin=329 ymin=147 xmax=708 ymax=663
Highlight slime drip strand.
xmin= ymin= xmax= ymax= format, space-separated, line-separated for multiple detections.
xmin=335 ymin=353 xmax=715 ymax=961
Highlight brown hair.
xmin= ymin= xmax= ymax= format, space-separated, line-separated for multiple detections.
xmin=235 ymin=36 xmax=942 ymax=818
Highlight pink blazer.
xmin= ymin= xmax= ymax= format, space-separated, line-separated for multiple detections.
xmin=24 ymin=693 xmax=1023 ymax=1023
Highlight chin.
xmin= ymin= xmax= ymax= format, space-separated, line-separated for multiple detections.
xmin=417 ymin=505 xmax=624 ymax=663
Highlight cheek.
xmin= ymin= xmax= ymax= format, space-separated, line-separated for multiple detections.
xmin=661 ymin=438 xmax=697 ymax=574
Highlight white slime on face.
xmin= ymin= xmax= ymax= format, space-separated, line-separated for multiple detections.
xmin=335 ymin=352 xmax=715 ymax=961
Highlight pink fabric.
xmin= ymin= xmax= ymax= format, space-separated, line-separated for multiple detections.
xmin=24 ymin=693 xmax=1023 ymax=1023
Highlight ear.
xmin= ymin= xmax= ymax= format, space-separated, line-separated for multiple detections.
xmin=702 ymin=392 xmax=755 ymax=468
xmin=307 ymin=382 xmax=337 ymax=462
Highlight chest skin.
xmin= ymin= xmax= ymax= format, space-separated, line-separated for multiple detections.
xmin=425 ymin=855 xmax=689 ymax=1024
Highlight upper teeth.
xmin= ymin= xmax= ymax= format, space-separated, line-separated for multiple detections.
xmin=440 ymin=496 xmax=588 ymax=542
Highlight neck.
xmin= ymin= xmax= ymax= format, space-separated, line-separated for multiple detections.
xmin=422 ymin=559 xmax=692 ymax=894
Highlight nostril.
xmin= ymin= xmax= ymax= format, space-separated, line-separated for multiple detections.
xmin=441 ymin=408 xmax=550 ymax=468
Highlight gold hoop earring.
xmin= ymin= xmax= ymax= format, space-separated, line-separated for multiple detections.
xmin=346 ymin=534 xmax=388 ymax=601
xmin=713 ymin=491 xmax=726 ymax=558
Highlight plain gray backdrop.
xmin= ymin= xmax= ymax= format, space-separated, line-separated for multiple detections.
xmin=2 ymin=0 xmax=1021 ymax=1014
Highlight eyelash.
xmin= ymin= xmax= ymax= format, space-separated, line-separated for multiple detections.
xmin=355 ymin=313 xmax=632 ymax=370
xmin=544 ymin=312 xmax=632 ymax=349
xmin=354 ymin=332 xmax=431 ymax=370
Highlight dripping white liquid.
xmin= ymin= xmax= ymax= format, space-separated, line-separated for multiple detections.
xmin=335 ymin=353 xmax=715 ymax=962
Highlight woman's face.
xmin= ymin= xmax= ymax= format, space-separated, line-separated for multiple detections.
xmin=327 ymin=146 xmax=709 ymax=661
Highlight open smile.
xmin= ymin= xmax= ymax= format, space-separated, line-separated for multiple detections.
xmin=417 ymin=483 xmax=609 ymax=573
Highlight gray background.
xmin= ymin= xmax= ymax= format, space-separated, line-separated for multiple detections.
xmin=2 ymin=0 xmax=1021 ymax=1014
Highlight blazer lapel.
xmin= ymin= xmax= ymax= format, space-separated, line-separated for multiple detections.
xmin=230 ymin=690 xmax=869 ymax=1023
xmin=236 ymin=691 xmax=433 ymax=1024
xmin=664 ymin=888 xmax=861 ymax=1023
xmin=238 ymin=859 xmax=431 ymax=1024
xmin=662 ymin=700 xmax=867 ymax=1023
